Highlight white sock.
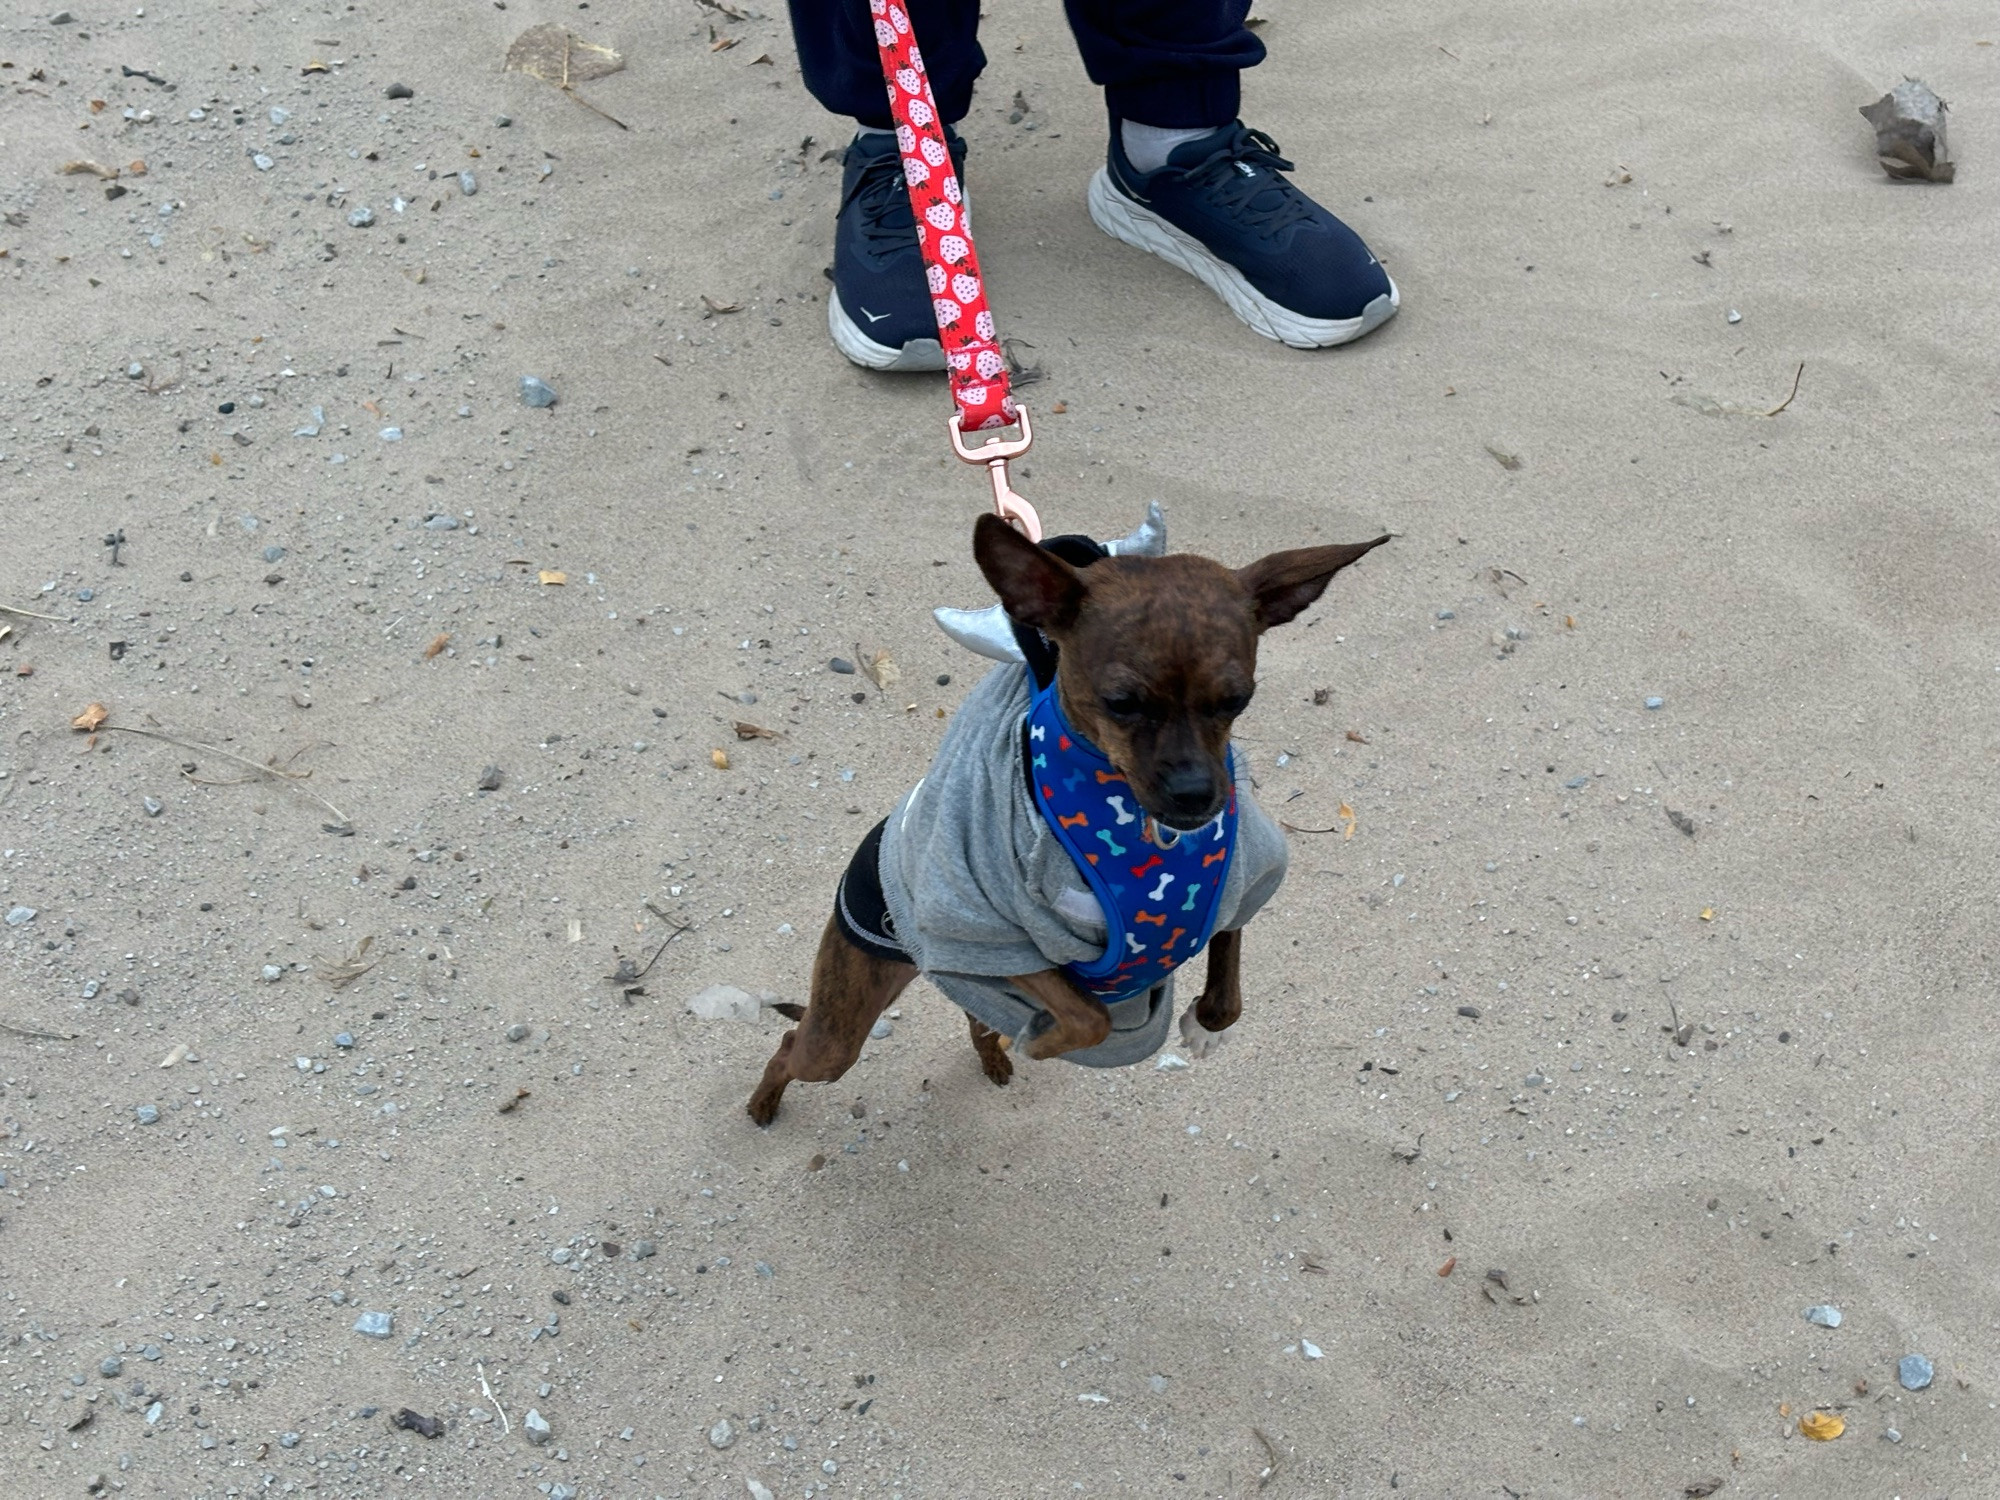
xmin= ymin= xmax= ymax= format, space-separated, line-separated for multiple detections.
xmin=1121 ymin=120 xmax=1214 ymax=173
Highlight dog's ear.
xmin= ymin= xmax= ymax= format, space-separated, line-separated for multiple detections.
xmin=974 ymin=513 xmax=1087 ymax=631
xmin=1236 ymin=535 xmax=1390 ymax=630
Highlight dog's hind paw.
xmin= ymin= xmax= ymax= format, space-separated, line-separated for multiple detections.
xmin=1178 ymin=1006 xmax=1232 ymax=1059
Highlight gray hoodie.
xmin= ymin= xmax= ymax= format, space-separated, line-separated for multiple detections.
xmin=877 ymin=663 xmax=1289 ymax=1066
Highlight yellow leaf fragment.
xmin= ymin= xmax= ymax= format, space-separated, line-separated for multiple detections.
xmin=1338 ymin=801 xmax=1357 ymax=839
xmin=1798 ymin=1411 xmax=1844 ymax=1441
xmin=423 ymin=633 xmax=451 ymax=660
xmin=538 ymin=570 xmax=566 ymax=586
xmin=71 ymin=702 xmax=109 ymax=732
xmin=710 ymin=749 xmax=730 ymax=770
xmin=1699 ymin=907 xmax=1715 ymax=922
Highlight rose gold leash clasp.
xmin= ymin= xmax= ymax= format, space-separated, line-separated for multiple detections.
xmin=948 ymin=405 xmax=1040 ymax=543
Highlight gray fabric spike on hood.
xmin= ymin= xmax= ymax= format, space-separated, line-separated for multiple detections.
xmin=933 ymin=501 xmax=1167 ymax=663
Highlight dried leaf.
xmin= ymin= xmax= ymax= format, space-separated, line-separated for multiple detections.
xmin=504 ymin=23 xmax=626 ymax=84
xmin=61 ymin=160 xmax=119 ymax=179
xmin=1798 ymin=1410 xmax=1844 ymax=1441
xmin=710 ymin=34 xmax=740 ymax=52
xmin=1338 ymin=801 xmax=1357 ymax=839
xmin=1438 ymin=1255 xmax=1457 ymax=1277
xmin=701 ymin=294 xmax=743 ymax=313
xmin=538 ymin=570 xmax=567 ymax=586
xmin=859 ymin=649 xmax=900 ymax=691
xmin=497 ymin=1087 xmax=531 ymax=1114
xmin=1699 ymin=906 xmax=1715 ymax=921
xmin=1051 ymin=400 xmax=1068 ymax=414
xmin=1345 ymin=729 xmax=1368 ymax=744
xmin=301 ymin=59 xmax=330 ymax=74
xmin=158 ymin=1042 xmax=189 ymax=1069
xmin=733 ymin=721 xmax=780 ymax=741
xmin=749 ymin=52 xmax=774 ymax=65
xmin=1860 ymin=80 xmax=1954 ymax=183
xmin=423 ymin=633 xmax=451 ymax=659
xmin=710 ymin=748 xmax=731 ymax=770
xmin=71 ymin=702 xmax=109 ymax=732
xmin=316 ymin=935 xmax=378 ymax=989
xmin=1485 ymin=444 xmax=1523 ymax=471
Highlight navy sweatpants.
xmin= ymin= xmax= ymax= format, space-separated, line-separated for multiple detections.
xmin=786 ymin=0 xmax=1266 ymax=131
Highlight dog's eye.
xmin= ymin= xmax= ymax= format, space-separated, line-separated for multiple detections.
xmin=1212 ymin=693 xmax=1252 ymax=718
xmin=1101 ymin=693 xmax=1145 ymax=721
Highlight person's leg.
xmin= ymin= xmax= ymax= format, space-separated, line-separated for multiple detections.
xmin=1065 ymin=0 xmax=1400 ymax=348
xmin=1063 ymin=0 xmax=1263 ymax=134
xmin=789 ymin=0 xmax=987 ymax=128
xmin=789 ymin=0 xmax=986 ymax=371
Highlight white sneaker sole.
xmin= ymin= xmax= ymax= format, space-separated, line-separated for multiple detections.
xmin=828 ymin=289 xmax=946 ymax=372
xmin=1087 ymin=167 xmax=1399 ymax=349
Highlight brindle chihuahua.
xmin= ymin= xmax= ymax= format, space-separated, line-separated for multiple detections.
xmin=747 ymin=515 xmax=1388 ymax=1125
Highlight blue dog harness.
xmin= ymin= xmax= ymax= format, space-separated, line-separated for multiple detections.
xmin=1026 ymin=678 xmax=1238 ymax=1003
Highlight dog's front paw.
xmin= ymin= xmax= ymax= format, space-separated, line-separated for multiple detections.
xmin=1178 ymin=1006 xmax=1232 ymax=1059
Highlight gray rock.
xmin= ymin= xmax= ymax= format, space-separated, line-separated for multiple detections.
xmin=145 ymin=1401 xmax=163 ymax=1425
xmin=477 ymin=765 xmax=504 ymax=791
xmin=687 ymin=984 xmax=761 ymax=1022
xmin=632 ymin=1240 xmax=657 ymax=1260
xmin=1803 ymin=1304 xmax=1842 ymax=1328
xmin=1883 ymin=1427 xmax=1902 ymax=1443
xmin=261 ymin=964 xmax=284 ymax=983
xmin=384 ymin=82 xmax=414 ymax=100
xmin=100 ymin=1357 xmax=122 ymax=1377
xmin=747 ymin=1481 xmax=777 ymax=1500
xmin=333 ymin=1032 xmax=355 ymax=1049
xmin=352 ymin=1310 xmax=394 ymax=1339
xmin=4 ymin=905 xmax=36 ymax=927
xmin=550 ymin=1247 xmax=572 ymax=1264
xmin=496 ymin=115 xmax=513 ymax=127
xmin=143 ymin=797 xmax=164 ymax=817
xmin=269 ymin=107 xmax=291 ymax=125
xmin=505 ymin=1022 xmax=529 ymax=1042
xmin=523 ymin=1407 xmax=552 ymax=1445
xmin=828 ymin=657 xmax=856 ymax=674
xmin=869 ymin=1019 xmax=893 ymax=1040
xmin=379 ymin=426 xmax=403 ymax=442
xmin=279 ymin=1431 xmax=300 ymax=1448
xmin=708 ymin=1418 xmax=736 ymax=1450
xmin=519 ymin=375 xmax=558 ymax=408
xmin=550 ymin=1487 xmax=577 ymax=1500
xmin=263 ymin=545 xmax=286 ymax=563
xmin=1898 ymin=1353 xmax=1934 ymax=1390
xmin=134 ymin=1105 xmax=160 ymax=1125
xmin=424 ymin=514 xmax=460 ymax=530
xmin=347 ymin=205 xmax=376 ymax=228
xmin=458 ymin=170 xmax=477 ymax=196
xmin=252 ymin=154 xmax=274 ymax=172
xmin=1644 ymin=696 xmax=1665 ymax=710
xmin=82 ymin=980 xmax=101 ymax=998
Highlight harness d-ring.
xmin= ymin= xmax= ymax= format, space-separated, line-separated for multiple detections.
xmin=949 ymin=405 xmax=1040 ymax=542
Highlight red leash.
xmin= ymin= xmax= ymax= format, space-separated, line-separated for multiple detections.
xmin=870 ymin=0 xmax=1041 ymax=539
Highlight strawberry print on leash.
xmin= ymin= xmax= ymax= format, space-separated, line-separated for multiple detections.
xmin=871 ymin=0 xmax=1015 ymax=431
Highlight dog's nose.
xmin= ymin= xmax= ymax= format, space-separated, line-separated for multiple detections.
xmin=1160 ymin=764 xmax=1219 ymax=821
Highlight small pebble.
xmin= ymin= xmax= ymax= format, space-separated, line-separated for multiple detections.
xmin=269 ymin=107 xmax=291 ymax=125
xmin=82 ymin=980 xmax=101 ymax=999
xmin=384 ymin=82 xmax=414 ymax=99
xmin=869 ymin=1019 xmax=893 ymax=1040
xmin=134 ymin=1104 xmax=160 ymax=1125
xmin=458 ymin=170 xmax=477 ymax=196
xmin=550 ymin=1247 xmax=571 ymax=1264
xmin=520 ymin=375 xmax=558 ymax=408
xmin=936 ymin=673 xmax=951 ymax=686
xmin=5 ymin=905 xmax=36 ymax=927
xmin=708 ymin=1417 xmax=736 ymax=1450
xmin=505 ymin=1022 xmax=530 ymax=1042
xmin=1644 ymin=696 xmax=1665 ymax=710
xmin=352 ymin=1310 xmax=394 ymax=1339
xmin=379 ymin=426 xmax=403 ymax=442
xmin=1726 ymin=308 xmax=1742 ymax=324
xmin=262 ymin=964 xmax=284 ymax=982
xmin=1883 ymin=1427 xmax=1902 ymax=1443
xmin=1898 ymin=1354 xmax=1934 ymax=1390
xmin=333 ymin=1032 xmax=355 ymax=1049
xmin=495 ymin=114 xmax=512 ymax=127
xmin=1804 ymin=1304 xmax=1842 ymax=1328
xmin=263 ymin=545 xmax=286 ymax=563
xmin=523 ymin=1408 xmax=552 ymax=1445
xmin=1436 ymin=608 xmax=1455 ymax=620
xmin=347 ymin=206 xmax=375 ymax=228
xmin=632 ymin=1240 xmax=657 ymax=1260
xmin=252 ymin=153 xmax=274 ymax=172
xmin=1155 ymin=1053 xmax=1189 ymax=1070
xmin=143 ymin=795 xmax=163 ymax=817
xmin=829 ymin=657 xmax=856 ymax=674
xmin=1524 ymin=1073 xmax=1546 ymax=1088
xmin=1456 ymin=1005 xmax=1482 ymax=1019
xmin=1301 ymin=1340 xmax=1323 ymax=1359
xmin=100 ymin=1357 xmax=122 ymax=1378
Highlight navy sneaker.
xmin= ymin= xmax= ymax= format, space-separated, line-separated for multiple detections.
xmin=827 ymin=128 xmax=968 ymax=372
xmin=1089 ymin=122 xmax=1398 ymax=348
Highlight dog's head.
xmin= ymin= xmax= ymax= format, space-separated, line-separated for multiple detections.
xmin=975 ymin=515 xmax=1388 ymax=830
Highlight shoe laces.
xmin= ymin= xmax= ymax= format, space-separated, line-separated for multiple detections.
xmin=840 ymin=141 xmax=954 ymax=252
xmin=1173 ymin=126 xmax=1316 ymax=237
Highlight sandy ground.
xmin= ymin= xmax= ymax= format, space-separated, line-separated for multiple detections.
xmin=2 ymin=1 xmax=1997 ymax=1497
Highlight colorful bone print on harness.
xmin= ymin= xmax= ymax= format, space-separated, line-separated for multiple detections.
xmin=1027 ymin=679 xmax=1238 ymax=1003
xmin=869 ymin=0 xmax=1015 ymax=432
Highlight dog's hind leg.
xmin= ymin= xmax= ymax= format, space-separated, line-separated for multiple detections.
xmin=968 ymin=1016 xmax=1014 ymax=1086
xmin=747 ymin=917 xmax=915 ymax=1126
